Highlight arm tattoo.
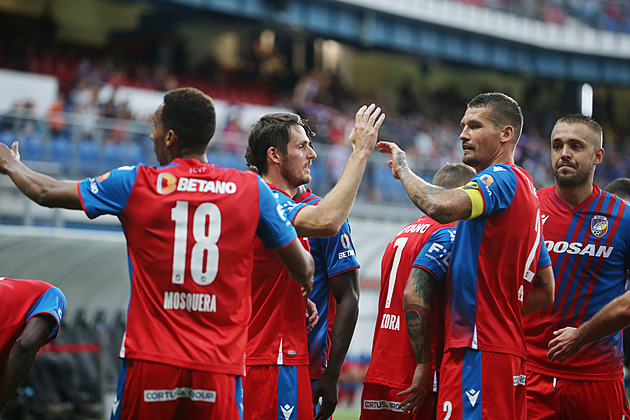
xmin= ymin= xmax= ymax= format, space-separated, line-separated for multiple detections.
xmin=398 ymin=170 xmax=460 ymax=221
xmin=412 ymin=267 xmax=437 ymax=304
xmin=404 ymin=305 xmax=431 ymax=364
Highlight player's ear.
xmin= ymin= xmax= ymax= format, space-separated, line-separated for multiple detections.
xmin=267 ymin=146 xmax=282 ymax=165
xmin=594 ymin=147 xmax=605 ymax=165
xmin=500 ymin=125 xmax=514 ymax=144
xmin=165 ymin=129 xmax=177 ymax=147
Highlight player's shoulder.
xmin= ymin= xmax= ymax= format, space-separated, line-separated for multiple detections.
xmin=537 ymin=185 xmax=554 ymax=199
xmin=601 ymin=189 xmax=630 ymax=225
xmin=474 ymin=163 xmax=518 ymax=186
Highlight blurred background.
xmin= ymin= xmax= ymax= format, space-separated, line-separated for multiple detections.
xmin=0 ymin=0 xmax=629 ymax=418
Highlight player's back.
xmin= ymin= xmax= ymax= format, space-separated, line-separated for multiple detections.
xmin=109 ymin=158 xmax=264 ymax=374
xmin=0 ymin=277 xmax=63 ymax=365
xmin=364 ymin=216 xmax=452 ymax=389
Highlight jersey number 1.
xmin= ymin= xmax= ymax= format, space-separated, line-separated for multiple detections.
xmin=171 ymin=201 xmax=221 ymax=286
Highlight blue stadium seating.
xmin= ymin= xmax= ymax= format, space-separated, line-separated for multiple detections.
xmin=49 ymin=135 xmax=73 ymax=172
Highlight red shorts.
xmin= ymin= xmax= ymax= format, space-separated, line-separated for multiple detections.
xmin=526 ymin=370 xmax=630 ymax=419
xmin=243 ymin=364 xmax=311 ymax=420
xmin=112 ymin=359 xmax=242 ymax=420
xmin=437 ymin=348 xmax=526 ymax=420
xmin=361 ymin=382 xmax=437 ymax=420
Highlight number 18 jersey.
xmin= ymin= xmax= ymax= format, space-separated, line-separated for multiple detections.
xmin=78 ymin=158 xmax=297 ymax=376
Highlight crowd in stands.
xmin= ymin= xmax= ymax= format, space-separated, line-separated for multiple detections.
xmin=0 ymin=1 xmax=629 ymax=200
xmin=3 ymin=51 xmax=630 ymax=202
xmin=453 ymin=0 xmax=630 ymax=33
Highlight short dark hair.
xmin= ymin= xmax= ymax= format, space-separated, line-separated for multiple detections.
xmin=432 ymin=163 xmax=476 ymax=189
xmin=245 ymin=113 xmax=314 ymax=175
xmin=467 ymin=92 xmax=523 ymax=141
xmin=161 ymin=87 xmax=216 ymax=149
xmin=555 ymin=113 xmax=603 ymax=147
xmin=604 ymin=177 xmax=630 ymax=201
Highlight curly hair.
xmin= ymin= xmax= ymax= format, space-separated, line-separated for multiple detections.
xmin=161 ymin=87 xmax=216 ymax=149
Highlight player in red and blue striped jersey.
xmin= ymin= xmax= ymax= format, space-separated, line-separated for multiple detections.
xmin=0 ymin=87 xmax=314 ymax=420
xmin=524 ymin=114 xmax=630 ymax=419
xmin=293 ymin=187 xmax=360 ymax=420
xmin=378 ymin=92 xmax=554 ymax=419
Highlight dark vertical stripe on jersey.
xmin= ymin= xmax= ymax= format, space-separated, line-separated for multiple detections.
xmin=449 ymin=217 xmax=484 ymax=346
xmin=547 ymin=198 xmax=592 ymax=318
xmin=558 ymin=193 xmax=608 ymax=321
xmin=575 ymin=195 xmax=624 ymax=325
xmin=462 ymin=349 xmax=482 ymax=420
xmin=562 ymin=193 xmax=611 ymax=320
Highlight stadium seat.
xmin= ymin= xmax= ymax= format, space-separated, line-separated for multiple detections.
xmin=77 ymin=139 xmax=100 ymax=174
xmin=19 ymin=134 xmax=46 ymax=162
xmin=0 ymin=130 xmax=13 ymax=146
xmin=49 ymin=135 xmax=73 ymax=172
xmin=124 ymin=142 xmax=145 ymax=166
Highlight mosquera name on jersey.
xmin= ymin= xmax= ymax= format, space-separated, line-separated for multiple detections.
xmin=78 ymin=158 xmax=297 ymax=376
xmin=163 ymin=291 xmax=216 ymax=312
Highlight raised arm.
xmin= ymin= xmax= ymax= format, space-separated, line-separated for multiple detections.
xmin=312 ymin=268 xmax=360 ymax=420
xmin=0 ymin=142 xmax=81 ymax=209
xmin=0 ymin=315 xmax=55 ymax=412
xmin=547 ymin=290 xmax=630 ymax=363
xmin=273 ymin=238 xmax=315 ymax=296
xmin=293 ymin=105 xmax=385 ymax=237
xmin=522 ymin=265 xmax=555 ymax=316
xmin=398 ymin=267 xmax=437 ymax=414
xmin=377 ymin=141 xmax=471 ymax=224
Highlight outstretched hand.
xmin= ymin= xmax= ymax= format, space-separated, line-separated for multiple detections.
xmin=0 ymin=141 xmax=21 ymax=174
xmin=547 ymin=327 xmax=583 ymax=363
xmin=347 ymin=104 xmax=385 ymax=157
xmin=377 ymin=141 xmax=409 ymax=180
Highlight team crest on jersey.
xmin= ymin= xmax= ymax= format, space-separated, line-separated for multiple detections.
xmin=590 ymin=215 xmax=609 ymax=238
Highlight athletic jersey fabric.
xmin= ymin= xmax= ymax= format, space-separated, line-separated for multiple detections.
xmin=294 ymin=188 xmax=360 ymax=379
xmin=364 ymin=216 xmax=455 ymax=389
xmin=78 ymin=158 xmax=297 ymax=375
xmin=524 ymin=184 xmax=630 ymax=380
xmin=246 ymin=183 xmax=311 ymax=367
xmin=0 ymin=277 xmax=66 ymax=367
xmin=446 ymin=163 xmax=543 ymax=359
